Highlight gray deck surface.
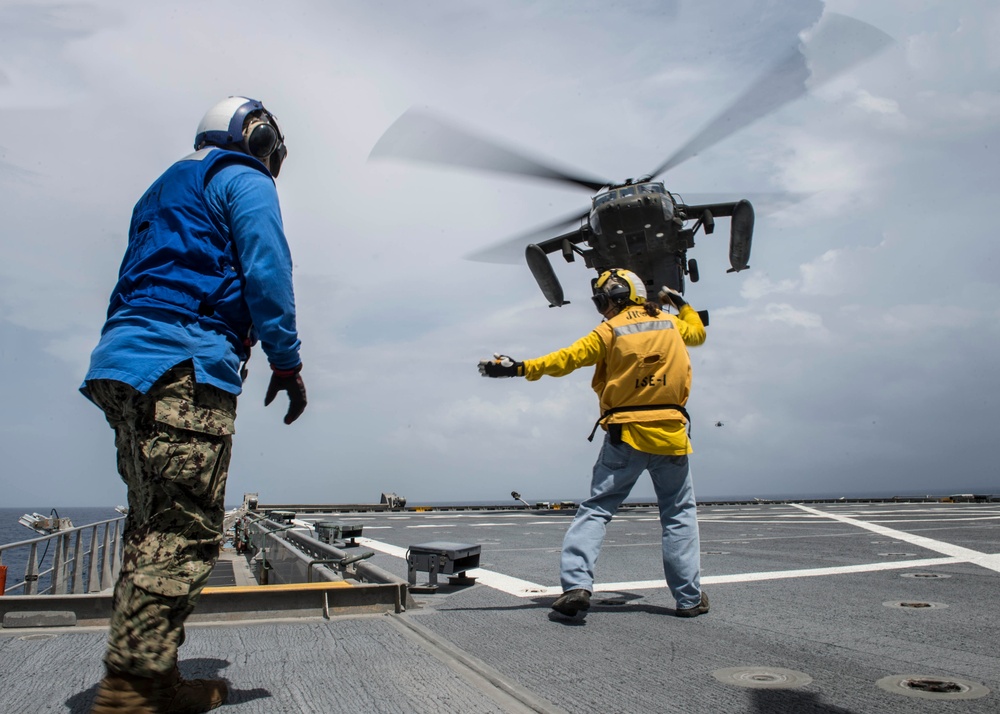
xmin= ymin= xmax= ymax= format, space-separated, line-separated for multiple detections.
xmin=1 ymin=502 xmax=997 ymax=713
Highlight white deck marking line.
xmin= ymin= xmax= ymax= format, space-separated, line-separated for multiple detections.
xmin=359 ymin=538 xmax=974 ymax=598
xmin=696 ymin=517 xmax=1000 ymax=525
xmin=793 ymin=504 xmax=1000 ymax=573
xmin=595 ymin=557 xmax=964 ymax=592
xmin=359 ymin=539 xmax=408 ymax=558
xmin=359 ymin=538 xmax=554 ymax=596
xmin=463 ymin=570 xmax=558 ymax=595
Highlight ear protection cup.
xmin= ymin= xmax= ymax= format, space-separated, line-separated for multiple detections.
xmin=241 ymin=111 xmax=287 ymax=177
xmin=592 ymin=272 xmax=613 ymax=313
xmin=592 ymin=268 xmax=642 ymax=314
xmin=245 ymin=120 xmax=279 ymax=158
xmin=591 ymin=292 xmax=610 ymax=313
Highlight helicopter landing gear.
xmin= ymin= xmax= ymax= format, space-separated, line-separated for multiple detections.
xmin=688 ymin=258 xmax=700 ymax=283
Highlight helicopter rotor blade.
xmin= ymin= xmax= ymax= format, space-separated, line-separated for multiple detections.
xmin=369 ymin=108 xmax=611 ymax=193
xmin=465 ymin=207 xmax=591 ymax=264
xmin=645 ymin=13 xmax=893 ymax=180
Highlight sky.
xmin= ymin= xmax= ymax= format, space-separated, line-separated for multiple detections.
xmin=1 ymin=0 xmax=998 ymax=508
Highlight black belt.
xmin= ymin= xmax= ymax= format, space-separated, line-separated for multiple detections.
xmin=587 ymin=404 xmax=690 ymax=442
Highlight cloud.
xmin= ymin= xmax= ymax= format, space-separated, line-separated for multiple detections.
xmin=1 ymin=2 xmax=999 ymax=507
xmin=759 ymin=303 xmax=825 ymax=330
xmin=772 ymin=130 xmax=881 ymax=197
xmin=739 ymin=240 xmax=886 ymax=300
xmin=799 ymin=248 xmax=865 ymax=296
xmin=0 ymin=2 xmax=121 ymax=108
xmin=740 ymin=273 xmax=798 ymax=300
xmin=852 ymin=89 xmax=900 ymax=116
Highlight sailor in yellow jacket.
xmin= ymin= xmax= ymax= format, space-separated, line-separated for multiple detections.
xmin=479 ymin=268 xmax=709 ymax=618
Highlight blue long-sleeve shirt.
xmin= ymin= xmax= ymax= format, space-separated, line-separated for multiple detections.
xmin=82 ymin=151 xmax=301 ymax=397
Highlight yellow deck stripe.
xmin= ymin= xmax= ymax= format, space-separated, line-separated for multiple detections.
xmin=203 ymin=581 xmax=354 ymax=595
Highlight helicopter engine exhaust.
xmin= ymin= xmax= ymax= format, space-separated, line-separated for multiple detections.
xmin=525 ymin=244 xmax=567 ymax=307
xmin=727 ymin=199 xmax=754 ymax=273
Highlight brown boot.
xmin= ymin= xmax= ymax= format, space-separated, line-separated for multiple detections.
xmin=159 ymin=667 xmax=228 ymax=714
xmin=89 ymin=668 xmax=227 ymax=714
xmin=89 ymin=671 xmax=160 ymax=713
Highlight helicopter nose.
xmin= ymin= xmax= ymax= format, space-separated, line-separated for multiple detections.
xmin=607 ymin=196 xmax=651 ymax=234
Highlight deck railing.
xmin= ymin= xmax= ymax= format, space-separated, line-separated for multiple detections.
xmin=0 ymin=517 xmax=125 ymax=596
xmin=238 ymin=513 xmax=403 ymax=590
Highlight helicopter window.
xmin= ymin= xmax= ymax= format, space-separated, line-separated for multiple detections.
xmin=640 ymin=183 xmax=666 ymax=194
xmin=594 ymin=192 xmax=615 ymax=207
xmin=619 ymin=186 xmax=637 ymax=198
xmin=589 ymin=211 xmax=602 ymax=235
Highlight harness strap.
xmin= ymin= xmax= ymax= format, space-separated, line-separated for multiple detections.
xmin=587 ymin=404 xmax=691 ymax=442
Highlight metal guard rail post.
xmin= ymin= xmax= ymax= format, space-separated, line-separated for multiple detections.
xmin=0 ymin=517 xmax=125 ymax=596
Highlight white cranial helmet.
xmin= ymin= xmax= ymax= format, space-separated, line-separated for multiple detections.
xmin=194 ymin=96 xmax=287 ymax=177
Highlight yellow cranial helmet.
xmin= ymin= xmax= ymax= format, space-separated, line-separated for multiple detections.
xmin=591 ymin=268 xmax=647 ymax=313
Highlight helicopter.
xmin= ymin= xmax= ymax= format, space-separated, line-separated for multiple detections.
xmin=370 ymin=14 xmax=891 ymax=313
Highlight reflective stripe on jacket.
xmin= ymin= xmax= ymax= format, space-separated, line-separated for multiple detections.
xmin=593 ymin=305 xmax=703 ymax=425
xmin=523 ymin=304 xmax=705 ymax=425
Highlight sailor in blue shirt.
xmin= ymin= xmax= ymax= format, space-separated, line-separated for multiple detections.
xmin=83 ymin=96 xmax=306 ymax=713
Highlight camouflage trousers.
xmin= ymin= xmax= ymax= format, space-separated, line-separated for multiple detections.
xmin=87 ymin=363 xmax=237 ymax=677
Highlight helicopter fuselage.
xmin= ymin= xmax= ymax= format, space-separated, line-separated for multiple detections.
xmin=585 ymin=180 xmax=687 ymax=297
xmin=527 ymin=180 xmax=753 ymax=309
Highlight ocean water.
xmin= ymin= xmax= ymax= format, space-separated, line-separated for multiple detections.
xmin=0 ymin=507 xmax=124 ymax=594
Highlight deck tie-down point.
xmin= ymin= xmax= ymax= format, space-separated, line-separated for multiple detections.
xmin=407 ymin=542 xmax=481 ymax=593
xmin=876 ymin=674 xmax=990 ymax=700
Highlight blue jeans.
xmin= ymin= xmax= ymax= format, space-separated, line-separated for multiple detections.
xmin=560 ymin=435 xmax=702 ymax=609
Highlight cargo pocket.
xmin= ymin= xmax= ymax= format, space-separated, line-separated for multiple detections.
xmin=151 ymin=397 xmax=235 ymax=500
xmin=132 ymin=570 xmax=193 ymax=599
xmin=154 ymin=396 xmax=235 ymax=437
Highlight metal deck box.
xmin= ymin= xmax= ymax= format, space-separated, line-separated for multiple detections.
xmin=407 ymin=541 xmax=481 ymax=591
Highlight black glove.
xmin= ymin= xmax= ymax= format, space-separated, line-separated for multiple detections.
xmin=478 ymin=353 xmax=524 ymax=378
xmin=265 ymin=364 xmax=307 ymax=424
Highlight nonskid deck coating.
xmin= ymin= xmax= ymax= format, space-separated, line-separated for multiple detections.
xmin=1 ymin=502 xmax=997 ymax=713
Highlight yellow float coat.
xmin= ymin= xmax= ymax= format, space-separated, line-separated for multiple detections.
xmin=523 ymin=304 xmax=705 ymax=455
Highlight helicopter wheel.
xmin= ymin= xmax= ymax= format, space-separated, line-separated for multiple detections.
xmin=688 ymin=258 xmax=700 ymax=283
